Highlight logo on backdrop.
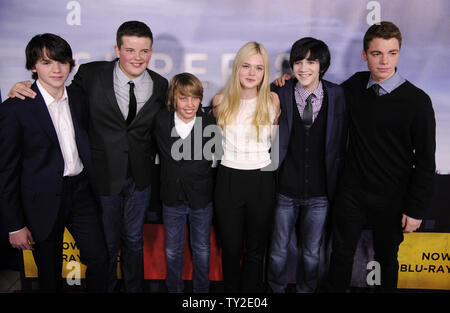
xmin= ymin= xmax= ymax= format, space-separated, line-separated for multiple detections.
xmin=66 ymin=1 xmax=81 ymax=26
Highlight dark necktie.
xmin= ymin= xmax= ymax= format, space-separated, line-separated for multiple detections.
xmin=303 ymin=94 xmax=314 ymax=130
xmin=372 ymin=83 xmax=381 ymax=96
xmin=126 ymin=81 xmax=137 ymax=125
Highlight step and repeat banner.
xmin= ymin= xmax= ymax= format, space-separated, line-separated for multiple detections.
xmin=1 ymin=0 xmax=449 ymax=290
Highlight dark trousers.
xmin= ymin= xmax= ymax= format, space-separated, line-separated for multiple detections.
xmin=32 ymin=171 xmax=108 ymax=292
xmin=99 ymin=177 xmax=150 ymax=293
xmin=328 ymin=185 xmax=404 ymax=292
xmin=214 ymin=165 xmax=275 ymax=293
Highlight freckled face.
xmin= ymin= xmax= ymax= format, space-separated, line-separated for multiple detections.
xmin=175 ymin=92 xmax=201 ymax=123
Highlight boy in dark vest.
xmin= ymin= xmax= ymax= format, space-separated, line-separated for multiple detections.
xmin=268 ymin=38 xmax=348 ymax=293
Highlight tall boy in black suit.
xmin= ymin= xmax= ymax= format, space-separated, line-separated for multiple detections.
xmin=0 ymin=33 xmax=108 ymax=292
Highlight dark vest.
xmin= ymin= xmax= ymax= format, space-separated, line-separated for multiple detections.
xmin=278 ymin=91 xmax=328 ymax=199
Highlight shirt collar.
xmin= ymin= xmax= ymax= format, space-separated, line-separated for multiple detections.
xmin=114 ymin=59 xmax=147 ymax=86
xmin=174 ymin=111 xmax=196 ymax=127
xmin=367 ymin=68 xmax=405 ymax=94
xmin=295 ymin=80 xmax=323 ymax=101
xmin=36 ymin=80 xmax=68 ymax=107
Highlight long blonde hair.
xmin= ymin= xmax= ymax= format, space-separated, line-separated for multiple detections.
xmin=216 ymin=41 xmax=273 ymax=140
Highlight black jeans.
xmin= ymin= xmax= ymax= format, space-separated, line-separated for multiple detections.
xmin=328 ymin=185 xmax=404 ymax=292
xmin=32 ymin=171 xmax=108 ymax=292
xmin=214 ymin=165 xmax=275 ymax=293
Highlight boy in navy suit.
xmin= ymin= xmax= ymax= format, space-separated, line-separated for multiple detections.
xmin=153 ymin=73 xmax=220 ymax=293
xmin=268 ymin=37 xmax=348 ymax=293
xmin=0 ymin=33 xmax=108 ymax=292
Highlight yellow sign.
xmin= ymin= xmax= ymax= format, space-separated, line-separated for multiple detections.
xmin=23 ymin=228 xmax=121 ymax=279
xmin=398 ymin=232 xmax=450 ymax=290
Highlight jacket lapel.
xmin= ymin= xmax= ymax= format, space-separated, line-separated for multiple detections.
xmin=100 ymin=60 xmax=126 ymax=122
xmin=323 ymin=80 xmax=336 ymax=154
xmin=66 ymin=89 xmax=87 ymax=150
xmin=66 ymin=89 xmax=92 ymax=174
xmin=130 ymin=69 xmax=160 ymax=126
xmin=286 ymin=79 xmax=295 ymax=135
xmin=30 ymin=83 xmax=60 ymax=147
xmin=169 ymin=111 xmax=180 ymax=145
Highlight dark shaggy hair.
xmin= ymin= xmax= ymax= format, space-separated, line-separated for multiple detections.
xmin=25 ymin=33 xmax=75 ymax=80
xmin=289 ymin=37 xmax=330 ymax=79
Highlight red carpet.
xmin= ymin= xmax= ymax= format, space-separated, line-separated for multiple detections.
xmin=143 ymin=224 xmax=223 ymax=280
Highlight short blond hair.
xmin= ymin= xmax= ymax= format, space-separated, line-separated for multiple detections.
xmin=167 ymin=72 xmax=203 ymax=111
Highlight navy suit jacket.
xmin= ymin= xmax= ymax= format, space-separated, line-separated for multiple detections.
xmin=0 ymin=82 xmax=95 ymax=242
xmin=271 ymin=79 xmax=349 ymax=201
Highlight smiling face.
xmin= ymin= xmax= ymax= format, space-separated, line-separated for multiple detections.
xmin=175 ymin=92 xmax=201 ymax=123
xmin=239 ymin=53 xmax=265 ymax=92
xmin=292 ymin=51 xmax=321 ymax=92
xmin=32 ymin=50 xmax=70 ymax=98
xmin=362 ymin=37 xmax=400 ymax=83
xmin=114 ymin=35 xmax=153 ymax=80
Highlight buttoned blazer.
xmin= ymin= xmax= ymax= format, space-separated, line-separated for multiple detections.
xmin=70 ymin=60 xmax=169 ymax=195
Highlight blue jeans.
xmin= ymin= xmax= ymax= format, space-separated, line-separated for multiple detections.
xmin=268 ymin=193 xmax=328 ymax=293
xmin=162 ymin=201 xmax=213 ymax=293
xmin=100 ymin=178 xmax=151 ymax=292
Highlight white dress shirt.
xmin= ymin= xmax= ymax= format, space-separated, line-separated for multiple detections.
xmin=174 ymin=112 xmax=196 ymax=139
xmin=37 ymin=80 xmax=84 ymax=177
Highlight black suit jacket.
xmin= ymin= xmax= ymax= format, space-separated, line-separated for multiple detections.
xmin=271 ymin=79 xmax=349 ymax=201
xmin=0 ymin=83 xmax=95 ymax=242
xmin=154 ymin=108 xmax=219 ymax=209
xmin=70 ymin=60 xmax=169 ymax=195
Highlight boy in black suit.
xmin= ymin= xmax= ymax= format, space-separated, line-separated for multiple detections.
xmin=0 ymin=33 xmax=108 ymax=292
xmin=153 ymin=73 xmax=220 ymax=293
